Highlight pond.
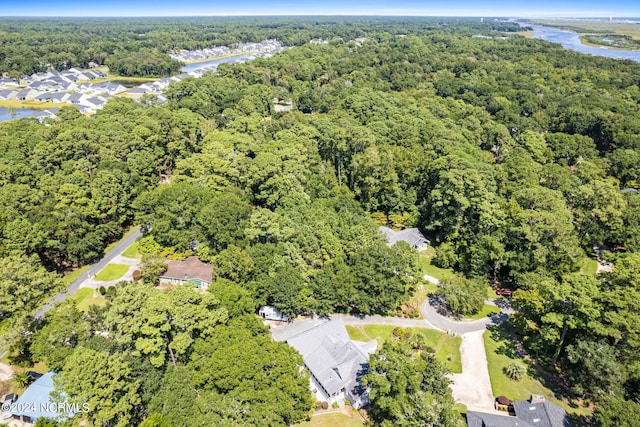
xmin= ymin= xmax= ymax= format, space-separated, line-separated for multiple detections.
xmin=0 ymin=107 xmax=39 ymax=122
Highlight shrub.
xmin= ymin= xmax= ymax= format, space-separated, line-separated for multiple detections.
xmin=321 ymin=401 xmax=328 ymax=410
xmin=504 ymin=362 xmax=527 ymax=381
xmin=98 ymin=286 xmax=106 ymax=296
xmin=132 ymin=270 xmax=141 ymax=281
xmin=331 ymin=402 xmax=339 ymax=409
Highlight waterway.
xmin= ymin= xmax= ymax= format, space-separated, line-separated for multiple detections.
xmin=0 ymin=107 xmax=39 ymax=123
xmin=521 ymin=23 xmax=640 ymax=63
xmin=180 ymin=53 xmax=256 ymax=72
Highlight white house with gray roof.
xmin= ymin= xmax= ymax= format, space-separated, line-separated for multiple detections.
xmin=379 ymin=226 xmax=430 ymax=250
xmin=286 ymin=318 xmax=376 ymax=409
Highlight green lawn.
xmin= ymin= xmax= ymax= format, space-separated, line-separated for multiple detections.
xmin=71 ymin=287 xmax=107 ymax=312
xmin=295 ymin=411 xmax=365 ymax=427
xmin=579 ymin=257 xmax=598 ymax=276
xmin=122 ymin=241 xmax=140 ymax=259
xmin=464 ymin=303 xmax=501 ymax=320
xmin=94 ymin=264 xmax=129 ymax=281
xmin=484 ymin=324 xmax=592 ymax=418
xmin=346 ymin=324 xmax=462 ymax=373
xmin=419 ymin=247 xmax=457 ymax=282
xmin=62 ymin=264 xmax=91 ymax=286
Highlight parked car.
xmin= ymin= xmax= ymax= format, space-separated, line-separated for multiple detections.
xmin=496 ymin=288 xmax=513 ymax=297
xmin=1 ymin=393 xmax=17 ymax=419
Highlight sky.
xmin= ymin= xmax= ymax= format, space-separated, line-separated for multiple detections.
xmin=1 ymin=0 xmax=639 ymax=18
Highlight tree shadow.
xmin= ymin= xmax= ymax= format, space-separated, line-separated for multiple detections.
xmin=487 ymin=323 xmax=521 ymax=359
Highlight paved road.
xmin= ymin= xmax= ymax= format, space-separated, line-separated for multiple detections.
xmin=33 ymin=227 xmax=142 ymax=319
xmin=420 ymin=274 xmax=513 ymax=334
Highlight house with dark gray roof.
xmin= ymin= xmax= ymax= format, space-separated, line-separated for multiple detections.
xmin=467 ymin=395 xmax=572 ymax=427
xmin=286 ymin=318 xmax=377 ymax=409
xmin=379 ymin=226 xmax=430 ymax=250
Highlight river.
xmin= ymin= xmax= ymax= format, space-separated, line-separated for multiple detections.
xmin=180 ymin=53 xmax=256 ymax=73
xmin=521 ymin=22 xmax=640 ymax=63
xmin=0 ymin=107 xmax=39 ymax=123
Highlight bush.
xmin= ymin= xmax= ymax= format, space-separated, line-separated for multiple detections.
xmin=504 ymin=362 xmax=527 ymax=381
xmin=331 ymin=402 xmax=339 ymax=409
xmin=408 ymin=310 xmax=420 ymax=318
xmin=98 ymin=286 xmax=106 ymax=296
xmin=321 ymin=401 xmax=328 ymax=410
xmin=132 ymin=270 xmax=141 ymax=281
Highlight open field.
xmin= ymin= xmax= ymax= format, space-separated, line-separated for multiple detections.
xmin=484 ymin=323 xmax=592 ymax=419
xmin=346 ymin=324 xmax=462 ymax=373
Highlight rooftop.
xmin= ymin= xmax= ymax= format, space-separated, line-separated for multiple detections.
xmin=161 ymin=256 xmax=213 ymax=284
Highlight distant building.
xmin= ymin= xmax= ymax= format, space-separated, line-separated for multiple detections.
xmin=159 ymin=256 xmax=213 ymax=288
xmin=258 ymin=305 xmax=289 ymax=322
xmin=286 ymin=318 xmax=377 ymax=409
xmin=379 ymin=226 xmax=430 ymax=250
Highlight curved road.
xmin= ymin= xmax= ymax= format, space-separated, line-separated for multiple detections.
xmin=33 ymin=227 xmax=142 ymax=319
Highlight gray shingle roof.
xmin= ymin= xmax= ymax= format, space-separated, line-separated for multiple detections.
xmin=286 ymin=319 xmax=376 ymax=398
xmin=513 ymin=400 xmax=572 ymax=427
xmin=467 ymin=410 xmax=532 ymax=427
xmin=379 ymin=226 xmax=429 ymax=248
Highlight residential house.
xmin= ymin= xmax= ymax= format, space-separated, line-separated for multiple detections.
xmin=65 ymin=93 xmax=83 ymax=104
xmin=286 ymin=318 xmax=377 ymax=409
xmin=15 ymin=88 xmax=40 ymax=100
xmin=0 ymin=89 xmax=17 ymax=100
xmin=379 ymin=226 xmax=430 ymax=250
xmin=467 ymin=395 xmax=572 ymax=427
xmin=31 ymin=108 xmax=59 ymax=122
xmin=49 ymin=92 xmax=69 ymax=103
xmin=10 ymin=372 xmax=78 ymax=423
xmin=159 ymin=256 xmax=213 ymax=288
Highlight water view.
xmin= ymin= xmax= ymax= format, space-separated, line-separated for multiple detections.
xmin=0 ymin=107 xmax=38 ymax=122
xmin=522 ymin=23 xmax=640 ymax=63
xmin=180 ymin=53 xmax=256 ymax=72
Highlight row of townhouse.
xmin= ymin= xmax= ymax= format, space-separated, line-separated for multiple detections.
xmin=169 ymin=39 xmax=284 ymax=62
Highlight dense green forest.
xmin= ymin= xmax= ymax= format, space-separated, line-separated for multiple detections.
xmin=0 ymin=17 xmax=521 ymax=76
xmin=1 ymin=17 xmax=640 ymax=426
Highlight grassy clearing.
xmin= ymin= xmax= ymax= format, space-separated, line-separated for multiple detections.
xmin=346 ymin=324 xmax=462 ymax=373
xmin=0 ymin=99 xmax=57 ymax=110
xmin=94 ymin=264 xmax=129 ymax=281
xmin=71 ymin=287 xmax=107 ymax=312
xmin=295 ymin=411 xmax=366 ymax=427
xmin=579 ymin=257 xmax=598 ymax=276
xmin=419 ymin=247 xmax=457 ymax=282
xmin=122 ymin=241 xmax=140 ymax=259
xmin=464 ymin=303 xmax=501 ymax=320
xmin=484 ymin=324 xmax=592 ymax=418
